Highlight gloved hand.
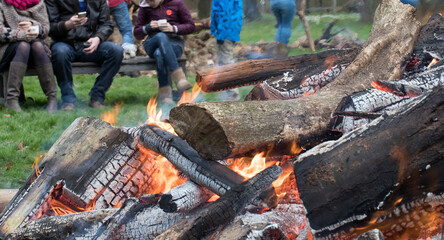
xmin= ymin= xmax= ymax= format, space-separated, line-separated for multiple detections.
xmin=122 ymin=43 xmax=137 ymax=59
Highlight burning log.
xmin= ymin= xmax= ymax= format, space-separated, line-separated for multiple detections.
xmin=197 ymin=48 xmax=359 ymax=92
xmin=330 ymin=64 xmax=444 ymax=133
xmin=5 ymin=209 xmax=116 ymax=240
xmin=138 ymin=124 xmax=278 ymax=208
xmin=159 ymin=180 xmax=213 ymax=213
xmin=170 ymin=0 xmax=420 ymax=160
xmin=294 ymin=86 xmax=444 ymax=239
xmin=355 ymin=229 xmax=384 ymax=240
xmin=154 ymin=165 xmax=282 ymax=240
xmin=6 ymin=195 xmax=198 ymax=240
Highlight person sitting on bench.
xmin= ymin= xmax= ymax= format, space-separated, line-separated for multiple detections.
xmin=45 ymin=0 xmax=123 ymax=110
xmin=134 ymin=0 xmax=195 ymax=104
xmin=0 ymin=0 xmax=57 ymax=112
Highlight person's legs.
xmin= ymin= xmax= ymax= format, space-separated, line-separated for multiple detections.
xmin=77 ymin=41 xmax=123 ymax=106
xmin=51 ymin=42 xmax=76 ymax=107
xmin=30 ymin=41 xmax=58 ymax=112
xmin=278 ymin=2 xmax=296 ymax=44
xmin=144 ymin=33 xmax=191 ymax=93
xmin=110 ymin=2 xmax=137 ymax=59
xmin=5 ymin=42 xmax=30 ymax=112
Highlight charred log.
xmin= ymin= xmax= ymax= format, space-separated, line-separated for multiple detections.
xmin=170 ymin=0 xmax=420 ymax=160
xmin=330 ymin=64 xmax=444 ymax=133
xmin=404 ymin=13 xmax=444 ymax=75
xmin=294 ymin=86 xmax=444 ymax=239
xmin=0 ymin=117 xmax=148 ymax=237
xmin=159 ymin=180 xmax=213 ymax=213
xmin=5 ymin=209 xmax=116 ymax=240
xmin=154 ymin=165 xmax=282 ymax=240
xmin=138 ymin=124 xmax=278 ymax=208
xmin=197 ymin=49 xmax=359 ymax=92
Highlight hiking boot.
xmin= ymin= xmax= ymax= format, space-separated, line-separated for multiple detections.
xmin=5 ymin=62 xmax=27 ymax=112
xmin=170 ymin=68 xmax=192 ymax=92
xmin=35 ymin=63 xmax=58 ymax=113
xmin=158 ymin=85 xmax=173 ymax=104
xmin=89 ymin=99 xmax=104 ymax=108
xmin=61 ymin=102 xmax=75 ymax=111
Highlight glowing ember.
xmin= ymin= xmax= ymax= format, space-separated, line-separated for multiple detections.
xmin=101 ymin=103 xmax=121 ymax=125
xmin=427 ymin=58 xmax=439 ymax=69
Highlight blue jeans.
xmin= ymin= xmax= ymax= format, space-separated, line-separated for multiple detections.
xmin=51 ymin=41 xmax=123 ymax=104
xmin=270 ymin=0 xmax=296 ymax=44
xmin=110 ymin=2 xmax=134 ymax=45
xmin=143 ymin=33 xmax=184 ymax=87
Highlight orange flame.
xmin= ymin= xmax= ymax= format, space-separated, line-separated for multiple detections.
xmin=138 ymin=143 xmax=186 ymax=194
xmin=427 ymin=58 xmax=438 ymax=69
xmin=102 ymin=103 xmax=121 ymax=125
xmin=32 ymin=154 xmax=44 ymax=178
xmin=177 ymin=84 xmax=202 ymax=105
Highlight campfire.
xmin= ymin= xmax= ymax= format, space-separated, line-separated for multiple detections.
xmin=1 ymin=0 xmax=444 ymax=239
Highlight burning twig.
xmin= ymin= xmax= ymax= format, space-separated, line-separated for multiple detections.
xmin=155 ymin=165 xmax=282 ymax=240
xmin=371 ymin=80 xmax=424 ymax=97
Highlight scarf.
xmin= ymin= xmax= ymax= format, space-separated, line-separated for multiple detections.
xmin=5 ymin=0 xmax=40 ymax=10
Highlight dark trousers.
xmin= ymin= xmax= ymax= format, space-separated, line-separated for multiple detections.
xmin=51 ymin=41 xmax=123 ymax=104
xmin=143 ymin=32 xmax=184 ymax=87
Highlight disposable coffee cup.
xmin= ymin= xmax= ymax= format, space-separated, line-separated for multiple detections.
xmin=29 ymin=25 xmax=39 ymax=34
xmin=158 ymin=19 xmax=167 ymax=24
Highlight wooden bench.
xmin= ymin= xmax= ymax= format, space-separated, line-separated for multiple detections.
xmin=0 ymin=56 xmax=187 ymax=105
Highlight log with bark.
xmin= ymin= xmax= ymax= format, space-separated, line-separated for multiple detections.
xmin=294 ymin=86 xmax=444 ymax=240
xmin=170 ymin=0 xmax=420 ymax=160
xmin=196 ymin=48 xmax=359 ymax=93
xmin=154 ymin=165 xmax=282 ymax=240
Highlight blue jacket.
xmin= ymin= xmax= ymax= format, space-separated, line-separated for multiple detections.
xmin=210 ymin=0 xmax=243 ymax=42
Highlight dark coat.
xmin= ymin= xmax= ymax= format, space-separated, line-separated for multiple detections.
xmin=134 ymin=0 xmax=195 ymax=40
xmin=44 ymin=0 xmax=114 ymax=49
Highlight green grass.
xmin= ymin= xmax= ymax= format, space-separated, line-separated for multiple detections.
xmin=0 ymin=13 xmax=372 ymax=189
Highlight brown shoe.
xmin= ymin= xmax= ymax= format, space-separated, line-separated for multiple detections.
xmin=170 ymin=68 xmax=192 ymax=92
xmin=89 ymin=99 xmax=104 ymax=108
xmin=158 ymin=85 xmax=173 ymax=104
xmin=61 ymin=102 xmax=75 ymax=111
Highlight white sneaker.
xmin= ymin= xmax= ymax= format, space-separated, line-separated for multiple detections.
xmin=122 ymin=43 xmax=137 ymax=59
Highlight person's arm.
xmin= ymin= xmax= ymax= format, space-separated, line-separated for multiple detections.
xmin=0 ymin=11 xmax=26 ymax=43
xmin=91 ymin=0 xmax=114 ymax=42
xmin=134 ymin=7 xmax=150 ymax=40
xmin=174 ymin=0 xmax=195 ymax=35
xmin=44 ymin=0 xmax=72 ymax=39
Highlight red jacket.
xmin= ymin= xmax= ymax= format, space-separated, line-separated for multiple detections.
xmin=108 ymin=0 xmax=129 ymax=8
xmin=134 ymin=0 xmax=195 ymax=40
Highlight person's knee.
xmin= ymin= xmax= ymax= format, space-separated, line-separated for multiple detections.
xmin=104 ymin=42 xmax=124 ymax=61
xmin=51 ymin=43 xmax=72 ymax=62
xmin=16 ymin=42 xmax=31 ymax=54
xmin=153 ymin=32 xmax=168 ymax=42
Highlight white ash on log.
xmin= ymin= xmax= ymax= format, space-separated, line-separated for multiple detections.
xmin=154 ymin=165 xmax=282 ymax=240
xmin=6 ymin=195 xmax=199 ymax=240
xmin=197 ymin=48 xmax=359 ymax=92
xmin=5 ymin=208 xmax=117 ymax=240
xmin=404 ymin=13 xmax=444 ymax=75
xmin=138 ymin=124 xmax=278 ymax=208
xmin=213 ymin=204 xmax=309 ymax=240
xmin=170 ymin=0 xmax=420 ymax=161
xmin=354 ymin=229 xmax=384 ymax=240
xmin=294 ymin=86 xmax=444 ymax=239
xmin=0 ymin=117 xmax=145 ymax=237
xmin=330 ymin=64 xmax=444 ymax=134
xmin=159 ymin=180 xmax=213 ymax=213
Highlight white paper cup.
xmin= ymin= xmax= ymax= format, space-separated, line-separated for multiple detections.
xmin=29 ymin=25 xmax=39 ymax=34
